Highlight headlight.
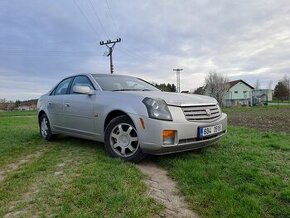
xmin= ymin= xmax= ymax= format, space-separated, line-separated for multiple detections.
xmin=142 ymin=97 xmax=172 ymax=121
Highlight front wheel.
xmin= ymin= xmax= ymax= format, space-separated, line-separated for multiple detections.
xmin=104 ymin=115 xmax=146 ymax=162
xmin=39 ymin=114 xmax=57 ymax=141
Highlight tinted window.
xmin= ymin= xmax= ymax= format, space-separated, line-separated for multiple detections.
xmin=53 ymin=78 xmax=73 ymax=95
xmin=70 ymin=76 xmax=94 ymax=94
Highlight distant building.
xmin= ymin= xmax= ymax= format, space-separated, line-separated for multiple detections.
xmin=223 ymin=80 xmax=254 ymax=106
xmin=196 ymin=79 xmax=273 ymax=106
xmin=252 ymin=89 xmax=273 ymax=103
xmin=16 ymin=105 xmax=32 ymax=111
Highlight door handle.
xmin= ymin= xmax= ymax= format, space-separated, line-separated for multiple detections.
xmin=65 ymin=103 xmax=70 ymax=107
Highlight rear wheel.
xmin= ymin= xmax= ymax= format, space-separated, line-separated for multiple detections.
xmin=39 ymin=114 xmax=57 ymax=141
xmin=104 ymin=115 xmax=146 ymax=162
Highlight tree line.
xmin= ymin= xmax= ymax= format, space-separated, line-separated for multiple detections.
xmin=273 ymin=76 xmax=290 ymax=101
xmin=152 ymin=83 xmax=176 ymax=92
xmin=0 ymin=99 xmax=37 ymax=111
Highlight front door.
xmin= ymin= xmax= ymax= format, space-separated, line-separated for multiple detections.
xmin=62 ymin=76 xmax=97 ymax=138
xmin=47 ymin=77 xmax=73 ymax=129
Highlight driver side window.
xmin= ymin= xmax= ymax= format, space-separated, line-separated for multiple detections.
xmin=53 ymin=78 xmax=73 ymax=95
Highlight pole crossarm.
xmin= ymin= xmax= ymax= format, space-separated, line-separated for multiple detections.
xmin=100 ymin=38 xmax=121 ymax=46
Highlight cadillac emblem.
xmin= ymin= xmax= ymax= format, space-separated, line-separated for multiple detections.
xmin=205 ymin=109 xmax=211 ymax=117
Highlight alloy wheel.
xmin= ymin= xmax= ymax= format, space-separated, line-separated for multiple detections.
xmin=109 ymin=123 xmax=139 ymax=157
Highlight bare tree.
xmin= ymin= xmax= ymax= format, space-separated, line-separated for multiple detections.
xmin=268 ymin=80 xmax=273 ymax=90
xmin=255 ymin=79 xmax=260 ymax=89
xmin=204 ymin=72 xmax=229 ymax=105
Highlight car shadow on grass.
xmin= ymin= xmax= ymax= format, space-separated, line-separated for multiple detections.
xmin=47 ymin=135 xmax=107 ymax=155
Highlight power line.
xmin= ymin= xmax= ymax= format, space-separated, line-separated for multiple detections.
xmin=74 ymin=0 xmax=150 ymax=63
xmin=88 ymin=0 xmax=109 ymax=38
xmin=104 ymin=0 xmax=119 ymax=32
xmin=73 ymin=0 xmax=100 ymax=38
xmin=0 ymin=48 xmax=97 ymax=57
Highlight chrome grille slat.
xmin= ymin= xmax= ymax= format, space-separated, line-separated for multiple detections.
xmin=182 ymin=104 xmax=221 ymax=121
xmin=183 ymin=105 xmax=217 ymax=111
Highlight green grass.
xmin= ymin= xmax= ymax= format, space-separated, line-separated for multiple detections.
xmin=0 ymin=113 xmax=161 ymax=217
xmin=0 ymin=110 xmax=37 ymax=117
xmin=269 ymin=100 xmax=290 ymax=103
xmin=1 ymin=109 xmax=290 ymax=217
xmin=158 ymin=126 xmax=290 ymax=218
xmin=0 ymin=113 xmax=41 ymax=167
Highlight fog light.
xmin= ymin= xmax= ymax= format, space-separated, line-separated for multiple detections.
xmin=162 ymin=130 xmax=176 ymax=145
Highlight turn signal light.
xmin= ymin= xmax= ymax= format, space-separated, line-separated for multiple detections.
xmin=139 ymin=118 xmax=145 ymax=129
xmin=162 ymin=130 xmax=176 ymax=145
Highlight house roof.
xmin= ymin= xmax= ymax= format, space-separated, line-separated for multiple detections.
xmin=227 ymin=80 xmax=254 ymax=90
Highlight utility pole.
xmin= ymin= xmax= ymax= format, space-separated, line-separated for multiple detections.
xmin=100 ymin=38 xmax=121 ymax=74
xmin=173 ymin=68 xmax=183 ymax=92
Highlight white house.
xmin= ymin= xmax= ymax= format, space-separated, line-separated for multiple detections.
xmin=223 ymin=80 xmax=254 ymax=106
xmin=16 ymin=105 xmax=32 ymax=111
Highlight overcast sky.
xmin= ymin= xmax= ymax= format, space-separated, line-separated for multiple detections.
xmin=0 ymin=0 xmax=290 ymax=100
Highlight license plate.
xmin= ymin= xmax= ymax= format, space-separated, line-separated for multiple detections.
xmin=200 ymin=124 xmax=222 ymax=137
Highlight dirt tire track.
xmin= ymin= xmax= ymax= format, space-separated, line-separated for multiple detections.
xmin=3 ymin=155 xmax=74 ymax=218
xmin=3 ymin=153 xmax=81 ymax=218
xmin=137 ymin=161 xmax=198 ymax=218
xmin=0 ymin=150 xmax=46 ymax=183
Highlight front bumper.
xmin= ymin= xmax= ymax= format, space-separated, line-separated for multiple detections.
xmin=129 ymin=112 xmax=227 ymax=155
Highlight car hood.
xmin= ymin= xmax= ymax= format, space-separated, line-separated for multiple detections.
xmin=121 ymin=91 xmax=217 ymax=106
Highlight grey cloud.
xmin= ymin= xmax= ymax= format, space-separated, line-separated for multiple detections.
xmin=0 ymin=0 xmax=290 ymax=99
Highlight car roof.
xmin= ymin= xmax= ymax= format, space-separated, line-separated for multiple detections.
xmin=91 ymin=73 xmax=135 ymax=78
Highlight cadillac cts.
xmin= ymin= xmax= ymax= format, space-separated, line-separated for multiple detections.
xmin=37 ymin=74 xmax=227 ymax=162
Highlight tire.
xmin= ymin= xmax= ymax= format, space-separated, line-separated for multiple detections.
xmin=104 ymin=115 xmax=146 ymax=162
xmin=39 ymin=114 xmax=57 ymax=141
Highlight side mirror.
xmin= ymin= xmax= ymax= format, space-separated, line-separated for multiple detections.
xmin=73 ymin=85 xmax=95 ymax=95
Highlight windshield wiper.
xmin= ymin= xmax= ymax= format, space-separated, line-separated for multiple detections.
xmin=111 ymin=89 xmax=139 ymax=91
xmin=111 ymin=88 xmax=154 ymax=91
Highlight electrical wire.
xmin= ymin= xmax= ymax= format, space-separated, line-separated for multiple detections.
xmin=104 ymin=0 xmax=119 ymax=32
xmin=88 ymin=0 xmax=109 ymax=39
xmin=73 ymin=0 xmax=100 ymax=38
xmin=0 ymin=48 xmax=98 ymax=57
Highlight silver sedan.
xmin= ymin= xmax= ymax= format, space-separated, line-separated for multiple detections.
xmin=37 ymin=74 xmax=227 ymax=162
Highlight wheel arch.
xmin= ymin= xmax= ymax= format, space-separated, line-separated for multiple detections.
xmin=38 ymin=110 xmax=46 ymax=124
xmin=104 ymin=110 xmax=136 ymax=132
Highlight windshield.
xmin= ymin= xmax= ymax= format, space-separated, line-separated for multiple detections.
xmin=92 ymin=75 xmax=160 ymax=91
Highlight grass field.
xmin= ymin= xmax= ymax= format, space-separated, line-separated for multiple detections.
xmin=223 ymin=106 xmax=290 ymax=133
xmin=157 ymin=106 xmax=290 ymax=217
xmin=0 ymin=107 xmax=289 ymax=217
xmin=0 ymin=112 xmax=161 ymax=217
xmin=158 ymin=127 xmax=290 ymax=217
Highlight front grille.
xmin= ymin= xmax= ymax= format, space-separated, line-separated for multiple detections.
xmin=181 ymin=104 xmax=221 ymax=121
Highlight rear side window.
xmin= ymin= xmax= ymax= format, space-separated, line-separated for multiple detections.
xmin=70 ymin=76 xmax=94 ymax=94
xmin=52 ymin=78 xmax=73 ymax=95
